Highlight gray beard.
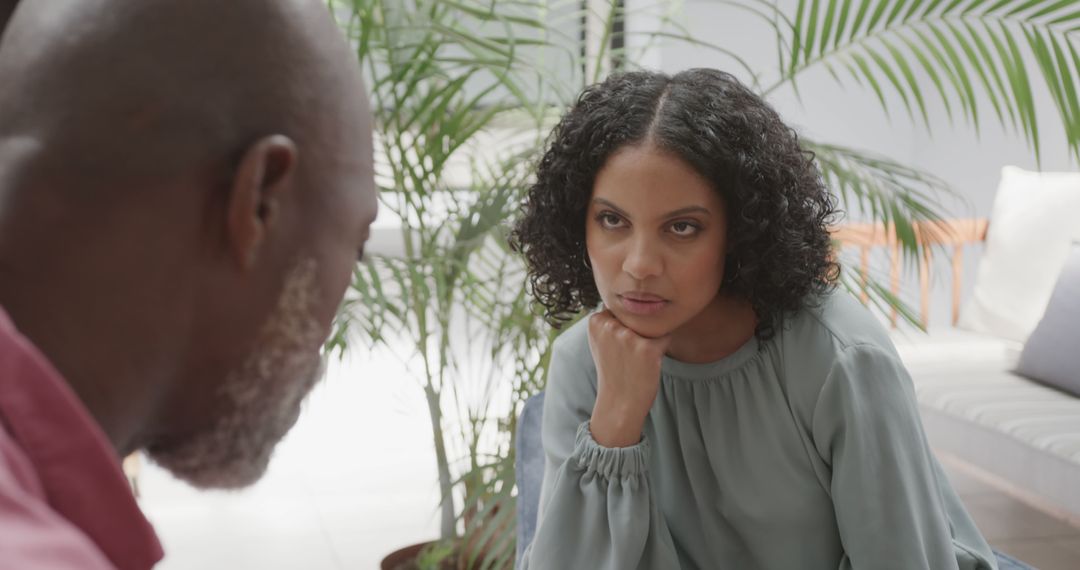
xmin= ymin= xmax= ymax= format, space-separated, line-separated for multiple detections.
xmin=148 ymin=258 xmax=326 ymax=489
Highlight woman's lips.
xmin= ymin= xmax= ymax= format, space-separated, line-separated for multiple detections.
xmin=618 ymin=293 xmax=669 ymax=315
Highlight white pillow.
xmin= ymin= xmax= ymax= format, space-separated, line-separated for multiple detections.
xmin=959 ymin=166 xmax=1080 ymax=342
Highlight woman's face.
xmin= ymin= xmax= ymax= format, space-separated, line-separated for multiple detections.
xmin=585 ymin=144 xmax=729 ymax=339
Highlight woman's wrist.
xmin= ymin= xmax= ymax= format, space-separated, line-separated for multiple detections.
xmin=590 ymin=398 xmax=645 ymax=448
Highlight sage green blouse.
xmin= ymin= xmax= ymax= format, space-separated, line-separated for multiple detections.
xmin=520 ymin=292 xmax=996 ymax=570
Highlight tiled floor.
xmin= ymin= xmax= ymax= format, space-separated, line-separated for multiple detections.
xmin=136 ymin=347 xmax=1080 ymax=569
xmin=940 ymin=458 xmax=1080 ymax=570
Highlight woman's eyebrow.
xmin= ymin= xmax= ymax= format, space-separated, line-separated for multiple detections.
xmin=592 ymin=198 xmax=628 ymax=216
xmin=662 ymin=205 xmax=710 ymax=218
xmin=593 ymin=198 xmax=711 ymax=219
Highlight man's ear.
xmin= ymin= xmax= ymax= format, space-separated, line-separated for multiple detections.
xmin=225 ymin=135 xmax=299 ymax=270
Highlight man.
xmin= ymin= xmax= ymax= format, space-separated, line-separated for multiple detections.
xmin=0 ymin=0 xmax=377 ymax=567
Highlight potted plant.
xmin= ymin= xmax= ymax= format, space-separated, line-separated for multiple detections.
xmin=329 ymin=1 xmax=569 ymax=567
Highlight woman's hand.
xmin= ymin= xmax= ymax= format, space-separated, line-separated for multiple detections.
xmin=587 ymin=309 xmax=671 ymax=448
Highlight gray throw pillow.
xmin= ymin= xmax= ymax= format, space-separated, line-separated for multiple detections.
xmin=1016 ymin=242 xmax=1080 ymax=395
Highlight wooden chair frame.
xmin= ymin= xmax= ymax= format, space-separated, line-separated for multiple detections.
xmin=831 ymin=219 xmax=989 ymax=328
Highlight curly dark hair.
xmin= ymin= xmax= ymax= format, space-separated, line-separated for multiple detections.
xmin=509 ymin=68 xmax=841 ymax=341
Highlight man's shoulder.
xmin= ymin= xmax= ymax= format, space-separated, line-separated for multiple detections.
xmin=0 ymin=425 xmax=114 ymax=569
xmin=0 ymin=419 xmax=43 ymax=495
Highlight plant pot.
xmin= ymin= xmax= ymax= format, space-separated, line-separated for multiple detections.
xmin=380 ymin=540 xmax=457 ymax=570
xmin=381 ymin=498 xmax=512 ymax=569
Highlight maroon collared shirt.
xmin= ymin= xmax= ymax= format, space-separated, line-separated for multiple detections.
xmin=0 ymin=307 xmax=163 ymax=569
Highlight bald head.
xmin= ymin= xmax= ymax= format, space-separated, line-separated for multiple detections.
xmin=0 ymin=0 xmax=368 ymax=193
xmin=0 ymin=0 xmax=377 ymax=487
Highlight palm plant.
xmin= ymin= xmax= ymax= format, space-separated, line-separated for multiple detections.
xmin=328 ymin=0 xmax=1075 ymax=568
xmin=329 ymin=2 xmax=589 ymax=567
xmin=731 ymin=0 xmax=1080 ymax=314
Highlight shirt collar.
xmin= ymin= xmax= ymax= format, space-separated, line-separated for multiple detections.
xmin=0 ymin=307 xmax=164 ymax=570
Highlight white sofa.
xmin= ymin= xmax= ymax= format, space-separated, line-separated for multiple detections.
xmin=892 ymin=327 xmax=1080 ymax=521
xmin=858 ymin=165 xmax=1080 ymax=522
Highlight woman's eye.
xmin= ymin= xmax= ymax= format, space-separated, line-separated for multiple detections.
xmin=598 ymin=212 xmax=623 ymax=228
xmin=671 ymin=221 xmax=699 ymax=236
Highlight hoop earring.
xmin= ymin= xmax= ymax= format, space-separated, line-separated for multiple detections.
xmin=583 ymin=254 xmax=592 ymax=271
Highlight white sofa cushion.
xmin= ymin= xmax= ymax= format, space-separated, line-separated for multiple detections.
xmin=895 ymin=327 xmax=1080 ymax=519
xmin=958 ymin=166 xmax=1080 ymax=342
xmin=911 ymin=362 xmax=1080 ymax=464
xmin=890 ymin=326 xmax=1022 ymax=367
xmin=895 ymin=327 xmax=1080 ymax=463
xmin=917 ymin=387 xmax=1080 ymax=521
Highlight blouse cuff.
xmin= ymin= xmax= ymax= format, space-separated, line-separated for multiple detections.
xmin=572 ymin=421 xmax=650 ymax=480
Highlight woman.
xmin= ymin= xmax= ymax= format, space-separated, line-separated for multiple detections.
xmin=510 ymin=68 xmax=996 ymax=569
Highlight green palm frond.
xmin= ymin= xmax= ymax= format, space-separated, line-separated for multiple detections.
xmin=806 ymin=140 xmax=960 ymax=227
xmin=840 ymin=272 xmax=925 ymax=326
xmin=775 ymin=0 xmax=1080 ymax=159
xmin=456 ymin=451 xmax=518 ymax=570
xmin=806 ymin=140 xmax=965 ymax=328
